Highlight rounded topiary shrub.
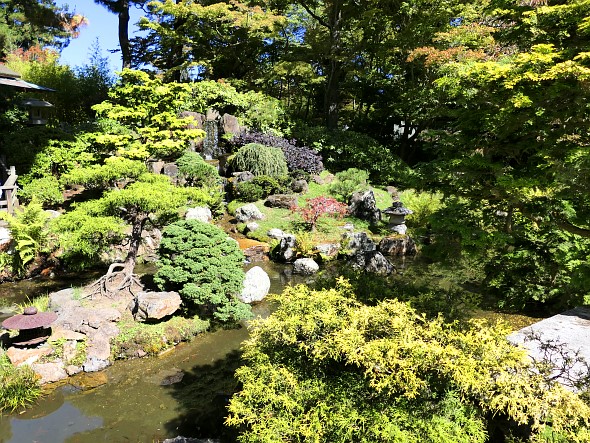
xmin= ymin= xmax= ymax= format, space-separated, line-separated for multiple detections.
xmin=176 ymin=151 xmax=220 ymax=187
xmin=154 ymin=220 xmax=251 ymax=323
xmin=231 ymin=143 xmax=288 ymax=177
xmin=20 ymin=175 xmax=64 ymax=206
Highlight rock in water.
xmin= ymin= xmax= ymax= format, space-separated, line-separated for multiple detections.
xmin=341 ymin=232 xmax=376 ymax=256
xmin=378 ymin=236 xmax=417 ymax=256
xmin=351 ymin=251 xmax=395 ymax=275
xmin=239 ymin=266 xmax=271 ymax=303
xmin=275 ymin=234 xmax=297 ymax=262
xmin=293 ymin=258 xmax=319 ymax=275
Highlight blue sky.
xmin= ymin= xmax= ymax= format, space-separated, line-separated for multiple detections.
xmin=58 ymin=1 xmax=144 ymax=72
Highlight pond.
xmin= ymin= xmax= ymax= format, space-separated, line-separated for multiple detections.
xmin=0 ymin=261 xmax=311 ymax=443
xmin=0 ymin=259 xmax=540 ymax=443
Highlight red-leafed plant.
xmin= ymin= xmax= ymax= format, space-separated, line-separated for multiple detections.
xmin=292 ymin=196 xmax=348 ymax=231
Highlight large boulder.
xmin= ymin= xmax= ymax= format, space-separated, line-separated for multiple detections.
xmin=185 ymin=207 xmax=212 ymax=223
xmin=239 ymin=266 xmax=271 ymax=304
xmin=265 ymin=194 xmax=298 ymax=209
xmin=315 ymin=243 xmax=340 ymax=259
xmin=233 ymin=171 xmax=255 ymax=184
xmin=221 ymin=113 xmax=243 ymax=137
xmin=132 ymin=291 xmax=182 ymax=321
xmin=235 ymin=203 xmax=264 ymax=223
xmin=352 ymin=251 xmax=395 ymax=275
xmin=6 ymin=346 xmax=52 ymax=366
xmin=163 ymin=163 xmax=179 ymax=179
xmin=275 ymin=233 xmax=297 ymax=262
xmin=291 ymin=179 xmax=309 ymax=194
xmin=348 ymin=190 xmax=381 ymax=224
xmin=341 ymin=232 xmax=376 ymax=256
xmin=267 ymin=228 xmax=286 ymax=240
xmin=379 ymin=236 xmax=417 ymax=256
xmin=293 ymin=258 xmax=319 ymax=275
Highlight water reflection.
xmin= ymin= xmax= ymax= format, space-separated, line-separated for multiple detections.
xmin=0 ymin=402 xmax=103 ymax=443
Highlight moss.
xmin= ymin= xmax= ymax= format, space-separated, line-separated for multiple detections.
xmin=111 ymin=315 xmax=210 ymax=359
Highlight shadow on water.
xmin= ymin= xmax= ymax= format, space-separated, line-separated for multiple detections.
xmin=162 ymin=350 xmax=243 ymax=442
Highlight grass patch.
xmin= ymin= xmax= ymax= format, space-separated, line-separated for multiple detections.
xmin=0 ymin=351 xmax=42 ymax=412
xmin=229 ymin=172 xmax=392 ymax=248
xmin=111 ymin=315 xmax=210 ymax=359
xmin=14 ymin=295 xmax=50 ymax=313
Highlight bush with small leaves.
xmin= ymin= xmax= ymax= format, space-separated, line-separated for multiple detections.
xmin=233 ymin=182 xmax=265 ymax=202
xmin=329 ymin=168 xmax=370 ymax=202
xmin=154 ymin=220 xmax=251 ymax=323
xmin=227 ymin=280 xmax=590 ymax=443
xmin=231 ymin=143 xmax=288 ymax=178
xmin=20 ymin=176 xmax=64 ymax=206
xmin=176 ymin=151 xmax=220 ymax=187
xmin=229 ymin=132 xmax=324 ymax=174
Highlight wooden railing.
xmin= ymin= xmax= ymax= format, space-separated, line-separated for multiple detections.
xmin=0 ymin=165 xmax=19 ymax=214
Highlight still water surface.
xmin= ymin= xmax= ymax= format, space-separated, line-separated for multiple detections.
xmin=0 ymin=260 xmax=538 ymax=443
xmin=0 ymin=262 xmax=308 ymax=443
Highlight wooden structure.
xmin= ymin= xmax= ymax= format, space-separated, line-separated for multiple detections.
xmin=0 ymin=160 xmax=18 ymax=215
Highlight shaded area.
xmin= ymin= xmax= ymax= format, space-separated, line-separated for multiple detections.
xmin=163 ymin=350 xmax=243 ymax=442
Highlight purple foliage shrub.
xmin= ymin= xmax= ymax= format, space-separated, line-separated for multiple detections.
xmin=229 ymin=132 xmax=324 ymax=174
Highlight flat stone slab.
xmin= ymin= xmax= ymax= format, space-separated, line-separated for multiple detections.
xmin=508 ymin=307 xmax=590 ymax=388
xmin=50 ymin=328 xmax=86 ymax=341
xmin=6 ymin=346 xmax=52 ymax=366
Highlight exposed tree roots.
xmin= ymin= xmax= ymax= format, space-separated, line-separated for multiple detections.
xmin=86 ymin=262 xmax=142 ymax=299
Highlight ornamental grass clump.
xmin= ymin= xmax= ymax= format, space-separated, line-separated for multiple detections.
xmin=154 ymin=219 xmax=251 ymax=323
xmin=231 ymin=143 xmax=288 ymax=178
xmin=0 ymin=352 xmax=41 ymax=412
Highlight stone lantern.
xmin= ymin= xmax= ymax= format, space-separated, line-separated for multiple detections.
xmin=2 ymin=306 xmax=57 ymax=347
xmin=383 ymin=202 xmax=413 ymax=235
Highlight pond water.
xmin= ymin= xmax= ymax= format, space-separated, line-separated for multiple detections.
xmin=0 ymin=259 xmax=540 ymax=443
xmin=0 ymin=261 xmax=310 ymax=443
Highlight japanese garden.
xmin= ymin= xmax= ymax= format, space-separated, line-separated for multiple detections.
xmin=0 ymin=0 xmax=590 ymax=442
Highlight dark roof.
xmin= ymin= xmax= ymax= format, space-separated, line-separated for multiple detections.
xmin=0 ymin=64 xmax=21 ymax=79
xmin=0 ymin=63 xmax=55 ymax=91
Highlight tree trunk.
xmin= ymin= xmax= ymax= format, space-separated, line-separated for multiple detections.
xmin=119 ymin=0 xmax=131 ymax=69
xmin=123 ymin=210 xmax=148 ymax=274
xmin=324 ymin=0 xmax=343 ymax=130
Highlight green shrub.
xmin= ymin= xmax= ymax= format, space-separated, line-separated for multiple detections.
xmin=176 ymin=151 xmax=220 ymax=187
xmin=234 ymin=175 xmax=290 ymax=202
xmin=329 ymin=168 xmax=370 ymax=202
xmin=291 ymin=126 xmax=413 ymax=185
xmin=0 ymin=202 xmax=52 ymax=276
xmin=231 ymin=143 xmax=288 ymax=178
xmin=0 ymin=352 xmax=41 ymax=412
xmin=234 ymin=182 xmax=265 ymax=202
xmin=154 ymin=220 xmax=251 ymax=323
xmin=399 ymin=189 xmax=445 ymax=229
xmin=20 ymin=176 xmax=64 ymax=206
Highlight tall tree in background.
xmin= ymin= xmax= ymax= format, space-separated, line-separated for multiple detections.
xmin=94 ymin=0 xmax=146 ymax=69
xmin=134 ymin=0 xmax=282 ymax=82
xmin=407 ymin=0 xmax=590 ymax=308
xmin=0 ymin=0 xmax=87 ymax=58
